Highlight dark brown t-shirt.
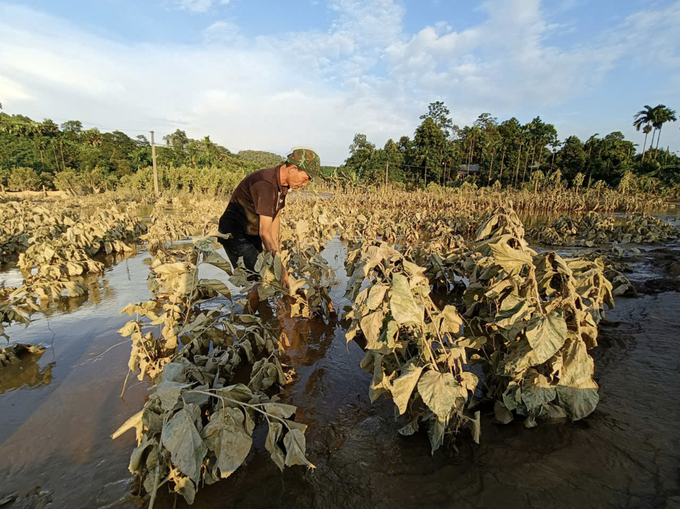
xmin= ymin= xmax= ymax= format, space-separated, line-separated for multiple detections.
xmin=219 ymin=166 xmax=288 ymax=236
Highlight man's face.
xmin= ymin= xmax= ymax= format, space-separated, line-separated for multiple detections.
xmin=288 ymin=165 xmax=311 ymax=189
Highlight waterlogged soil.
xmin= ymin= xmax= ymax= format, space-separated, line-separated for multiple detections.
xmin=1 ymin=235 xmax=680 ymax=508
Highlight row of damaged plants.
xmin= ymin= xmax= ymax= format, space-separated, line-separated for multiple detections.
xmin=1 ymin=202 xmax=147 ymax=339
xmin=343 ymin=207 xmax=620 ymax=452
xmin=113 ymin=210 xmax=337 ymax=506
xmin=528 ymin=211 xmax=678 ymax=247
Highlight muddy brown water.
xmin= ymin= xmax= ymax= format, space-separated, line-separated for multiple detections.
xmin=1 ymin=230 xmax=680 ymax=508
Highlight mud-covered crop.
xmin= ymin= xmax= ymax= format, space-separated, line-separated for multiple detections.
xmin=458 ymin=209 xmax=611 ymax=425
xmin=344 ymin=241 xmax=480 ymax=452
xmin=341 ymin=207 xmax=620 ymax=449
xmin=1 ymin=187 xmax=661 ymax=507
xmin=529 ymin=211 xmax=678 ymax=247
xmin=114 ymin=239 xmax=314 ymax=506
xmin=0 ymin=201 xmax=146 ymax=337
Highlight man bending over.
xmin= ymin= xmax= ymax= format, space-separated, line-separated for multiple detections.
xmin=217 ymin=147 xmax=319 ymax=292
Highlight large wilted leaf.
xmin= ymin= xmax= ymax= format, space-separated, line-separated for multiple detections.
xmin=369 ymin=364 xmax=393 ymax=403
xmin=263 ymin=403 xmax=297 ymax=419
xmin=201 ymin=408 xmax=252 ymax=479
xmin=199 ymin=278 xmax=232 ymax=299
xmin=265 ymin=422 xmax=285 ymax=471
xmin=154 ymin=262 xmax=191 ymax=275
xmin=390 ymin=273 xmax=423 ymax=325
xmin=494 ymin=400 xmax=513 ymax=424
xmin=495 ymin=298 xmax=531 ymax=328
xmin=428 ymin=416 xmax=446 ymax=454
xmin=360 ymin=310 xmax=384 ymax=348
xmin=203 ymin=252 xmax=233 ymax=275
xmin=391 ymin=364 xmax=424 ymax=415
xmin=475 ymin=215 xmax=499 ymax=240
xmin=559 ymin=337 xmax=595 ymax=386
xmin=441 ymin=305 xmax=463 ymax=332
xmin=112 ymin=410 xmax=143 ymax=440
xmin=173 ymin=475 xmax=196 ymax=505
xmin=152 ymin=380 xmax=189 ymax=411
xmin=489 ymin=242 xmax=532 ymax=275
xmin=521 ymin=373 xmax=557 ymax=411
xmin=129 ymin=435 xmax=155 ymax=473
xmin=525 ymin=311 xmax=568 ymax=365
xmin=366 ymin=284 xmax=388 ymax=311
xmin=556 ymin=379 xmax=599 ymax=420
xmin=417 ymin=371 xmax=464 ymax=419
xmin=283 ymin=429 xmax=315 ymax=468
xmin=161 ymin=408 xmax=207 ymax=483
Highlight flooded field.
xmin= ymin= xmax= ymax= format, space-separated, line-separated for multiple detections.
xmin=1 ymin=213 xmax=679 ymax=509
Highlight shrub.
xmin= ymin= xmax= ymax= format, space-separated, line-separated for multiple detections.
xmin=8 ymin=167 xmax=42 ymax=192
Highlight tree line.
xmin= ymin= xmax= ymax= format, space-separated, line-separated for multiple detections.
xmin=0 ymin=111 xmax=282 ymax=193
xmin=340 ymin=102 xmax=680 ymax=191
xmin=1 ymin=102 xmax=679 ymax=194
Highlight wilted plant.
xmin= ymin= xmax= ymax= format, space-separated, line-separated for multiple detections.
xmin=115 ymin=239 xmax=313 ymax=506
xmin=459 ymin=209 xmax=611 ymax=426
xmin=344 ymin=241 xmax=480 ymax=453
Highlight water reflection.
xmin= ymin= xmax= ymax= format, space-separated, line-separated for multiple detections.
xmin=0 ymin=350 xmax=54 ymax=394
xmin=0 ymin=251 xmax=140 ymax=327
xmin=279 ymin=312 xmax=338 ymax=367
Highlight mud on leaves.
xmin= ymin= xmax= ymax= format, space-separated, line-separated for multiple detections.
xmin=344 ymin=241 xmax=480 ymax=453
xmin=114 ymin=239 xmax=313 ymax=506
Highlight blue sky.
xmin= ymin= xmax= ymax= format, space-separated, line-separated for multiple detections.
xmin=1 ymin=0 xmax=679 ymax=164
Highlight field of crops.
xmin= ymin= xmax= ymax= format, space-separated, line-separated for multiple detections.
xmin=0 ymin=188 xmax=679 ymax=508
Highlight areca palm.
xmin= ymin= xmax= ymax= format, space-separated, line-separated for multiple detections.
xmin=633 ymin=105 xmax=655 ymax=161
xmin=653 ymin=106 xmax=677 ymax=151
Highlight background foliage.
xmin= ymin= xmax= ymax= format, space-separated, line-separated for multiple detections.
xmin=1 ymin=103 xmax=679 ymax=194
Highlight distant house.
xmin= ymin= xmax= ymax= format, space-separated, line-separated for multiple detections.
xmin=458 ymin=164 xmax=480 ymax=179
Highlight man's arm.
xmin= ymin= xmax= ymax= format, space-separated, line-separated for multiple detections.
xmin=259 ymin=213 xmax=289 ymax=288
xmin=272 ymin=212 xmax=281 ymax=251
xmin=258 ymin=215 xmax=278 ymax=253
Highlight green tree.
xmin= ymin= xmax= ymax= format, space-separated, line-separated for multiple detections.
xmin=238 ymin=150 xmax=283 ymax=168
xmin=556 ymin=136 xmax=586 ymax=183
xmin=345 ymin=133 xmax=376 ymax=180
xmin=420 ymin=101 xmax=453 ymax=137
xmin=653 ymin=105 xmax=677 ymax=151
xmin=413 ymin=117 xmax=446 ymax=186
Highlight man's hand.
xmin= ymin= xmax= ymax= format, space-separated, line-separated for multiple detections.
xmin=281 ymin=267 xmax=290 ymax=290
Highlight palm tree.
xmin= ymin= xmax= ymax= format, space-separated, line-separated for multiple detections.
xmin=654 ymin=106 xmax=677 ymax=151
xmin=633 ymin=106 xmax=655 ymax=161
xmin=584 ymin=133 xmax=599 ymax=187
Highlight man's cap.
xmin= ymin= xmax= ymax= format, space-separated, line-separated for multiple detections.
xmin=286 ymin=147 xmax=320 ymax=175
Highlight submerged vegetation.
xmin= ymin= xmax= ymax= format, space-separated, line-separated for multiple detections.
xmin=0 ymin=172 xmax=677 ymax=505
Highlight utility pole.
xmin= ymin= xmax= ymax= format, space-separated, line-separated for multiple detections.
xmin=150 ymin=130 xmax=159 ymax=196
xmin=385 ymin=162 xmax=389 ymax=188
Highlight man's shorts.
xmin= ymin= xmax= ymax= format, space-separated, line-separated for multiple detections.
xmin=218 ymin=230 xmax=263 ymax=278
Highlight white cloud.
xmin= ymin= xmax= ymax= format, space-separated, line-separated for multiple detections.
xmin=0 ymin=75 xmax=32 ymax=102
xmin=0 ymin=0 xmax=678 ymax=163
xmin=385 ymin=0 xmax=624 ymax=113
xmin=175 ymin=0 xmax=231 ymax=13
xmin=203 ymin=20 xmax=240 ymax=43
